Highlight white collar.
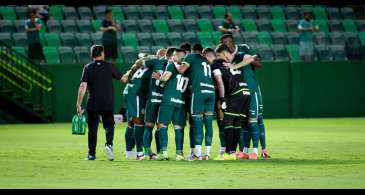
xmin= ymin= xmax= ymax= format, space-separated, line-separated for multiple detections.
xmin=232 ymin=44 xmax=238 ymax=56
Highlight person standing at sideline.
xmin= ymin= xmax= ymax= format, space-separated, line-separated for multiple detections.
xmin=25 ymin=9 xmax=44 ymax=64
xmin=100 ymin=9 xmax=120 ymax=64
xmin=218 ymin=12 xmax=240 ymax=35
xmin=297 ymin=12 xmax=319 ymax=62
xmin=76 ymin=45 xmax=124 ymax=161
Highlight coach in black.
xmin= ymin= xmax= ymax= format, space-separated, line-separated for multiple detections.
xmin=76 ymin=45 xmax=123 ymax=161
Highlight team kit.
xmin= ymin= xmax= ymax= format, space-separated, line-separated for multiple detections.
xmin=120 ymin=34 xmax=270 ymax=161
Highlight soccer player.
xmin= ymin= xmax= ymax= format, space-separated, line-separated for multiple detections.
xmin=153 ymin=49 xmax=189 ymax=161
xmin=122 ymin=79 xmax=136 ymax=159
xmin=175 ymin=44 xmax=215 ymax=160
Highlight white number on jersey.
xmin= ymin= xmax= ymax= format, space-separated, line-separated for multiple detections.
xmin=202 ymin=62 xmax=211 ymax=78
xmin=132 ymin=68 xmax=149 ymax=79
xmin=230 ymin=68 xmax=241 ymax=75
xmin=176 ymin=74 xmax=189 ymax=93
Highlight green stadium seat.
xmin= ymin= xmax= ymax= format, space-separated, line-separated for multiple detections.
xmin=13 ymin=33 xmax=27 ymax=47
xmin=271 ymin=32 xmax=286 ymax=44
xmin=183 ymin=19 xmax=198 ymax=32
xmin=74 ymin=46 xmax=90 ymax=64
xmin=122 ymin=19 xmax=138 ymax=32
xmin=182 ymin=31 xmax=199 ymax=44
xmin=153 ymin=19 xmax=169 ymax=33
xmin=211 ymin=19 xmax=224 ymax=31
xmin=257 ymin=6 xmax=271 ymax=20
xmin=344 ymin=32 xmax=359 ymax=45
xmin=43 ymin=46 xmax=61 ymax=64
xmin=272 ymin=44 xmax=289 ymax=61
xmin=330 ymin=45 xmax=347 ymax=61
xmin=286 ymin=20 xmax=299 ymax=32
xmin=342 ymin=19 xmax=357 ymax=32
xmin=91 ymin=32 xmax=102 ymax=44
xmin=168 ymin=19 xmax=184 ymax=32
xmin=330 ymin=32 xmax=345 ymax=45
xmin=93 ymin=6 xmax=106 ymax=19
xmin=76 ymin=20 xmax=93 ymax=33
xmin=341 ymin=7 xmax=355 ymax=20
xmin=315 ymin=20 xmax=329 ymax=33
xmin=198 ymin=5 xmax=213 ymax=19
xmin=356 ymin=20 xmax=365 ymax=32
xmin=300 ymin=5 xmax=313 ymax=15
xmin=92 ymin=19 xmax=101 ymax=32
xmin=139 ymin=5 xmax=154 ymax=20
xmin=122 ymin=33 xmax=138 ymax=48
xmin=241 ymin=19 xmax=257 ymax=32
xmin=167 ymin=32 xmax=183 ymax=46
xmin=15 ymin=6 xmax=29 ymax=20
xmin=242 ymin=32 xmax=259 ymax=46
xmin=151 ymin=46 xmax=164 ymax=55
xmin=111 ymin=6 xmax=124 ymax=21
xmin=257 ymin=19 xmax=272 ymax=32
xmin=329 ymin=20 xmax=343 ymax=32
xmin=227 ymin=6 xmax=242 ymax=20
xmin=197 ymin=19 xmax=214 ymax=32
xmin=241 ymin=7 xmax=256 ymax=19
xmin=12 ymin=46 xmax=26 ymax=56
xmin=327 ymin=7 xmax=341 ymax=20
xmin=313 ymin=7 xmax=328 ymax=20
xmin=286 ymin=44 xmax=301 ymax=62
xmin=243 ymin=5 xmax=257 ymax=9
xmin=314 ymin=45 xmax=333 ymax=61
xmin=136 ymin=46 xmax=152 ymax=54
xmin=287 ymin=32 xmax=299 ymax=44
xmin=272 ymin=19 xmax=287 ymax=32
xmin=152 ymin=32 xmax=168 ymax=47
xmin=168 ymin=6 xmax=184 ymax=20
xmin=78 ymin=7 xmax=93 ymax=20
xmin=1 ymin=32 xmax=14 ymax=46
xmin=137 ymin=32 xmax=153 ymax=46
xmin=49 ymin=5 xmax=64 ymax=20
xmin=0 ymin=20 xmax=14 ymax=33
xmin=60 ymin=32 xmax=76 ymax=47
xmin=257 ymin=44 xmax=274 ymax=61
xmin=271 ymin=6 xmax=285 ymax=20
xmin=63 ymin=7 xmax=78 ymax=20
xmin=198 ymin=32 xmax=214 ymax=48
xmin=47 ymin=20 xmax=62 ymax=33
xmin=314 ymin=32 xmax=330 ymax=45
xmin=121 ymin=46 xmax=137 ymax=65
xmin=75 ymin=33 xmax=92 ymax=46
xmin=211 ymin=31 xmax=222 ymax=45
xmin=138 ymin=19 xmax=153 ymax=33
xmin=58 ymin=46 xmax=75 ymax=64
xmin=232 ymin=32 xmax=244 ymax=44
xmin=61 ymin=20 xmax=77 ymax=32
xmin=284 ymin=7 xmax=300 ymax=20
xmin=258 ymin=31 xmax=272 ymax=45
xmin=155 ymin=6 xmax=169 ymax=20
xmin=44 ymin=33 xmax=61 ymax=47
xmin=359 ymin=32 xmax=365 ymax=46
xmin=212 ymin=6 xmax=226 ymax=19
xmin=183 ymin=5 xmax=199 ymax=19
xmin=1 ymin=6 xmax=16 ymax=20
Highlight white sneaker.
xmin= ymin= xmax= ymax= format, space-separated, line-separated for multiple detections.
xmin=104 ymin=144 xmax=114 ymax=161
xmin=175 ymin=154 xmax=185 ymax=161
xmin=125 ymin=151 xmax=136 ymax=160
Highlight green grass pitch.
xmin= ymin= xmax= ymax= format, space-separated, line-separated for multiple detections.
xmin=0 ymin=118 xmax=365 ymax=188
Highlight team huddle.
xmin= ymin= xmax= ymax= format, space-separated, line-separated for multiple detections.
xmin=120 ymin=34 xmax=270 ymax=161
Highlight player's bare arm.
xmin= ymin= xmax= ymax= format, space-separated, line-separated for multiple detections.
xmin=223 ymin=55 xmax=257 ymax=69
xmin=76 ymin=82 xmax=87 ymax=114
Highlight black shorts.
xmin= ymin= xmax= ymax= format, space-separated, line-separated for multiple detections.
xmin=223 ymin=92 xmax=250 ymax=128
xmin=103 ymin=43 xmax=118 ymax=60
xmin=28 ymin=43 xmax=44 ymax=60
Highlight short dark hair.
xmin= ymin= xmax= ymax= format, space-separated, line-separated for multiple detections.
xmin=91 ymin=45 xmax=104 ymax=58
xmin=179 ymin=42 xmax=191 ymax=53
xmin=224 ymin=12 xmax=231 ymax=19
xmin=202 ymin=47 xmax=215 ymax=55
xmin=215 ymin=44 xmax=231 ymax=54
xmin=166 ymin=47 xmax=176 ymax=59
xmin=29 ymin=8 xmax=37 ymax=16
xmin=192 ymin=43 xmax=203 ymax=53
xmin=219 ymin=34 xmax=234 ymax=43
xmin=174 ymin=48 xmax=186 ymax=54
xmin=105 ymin=9 xmax=112 ymax=15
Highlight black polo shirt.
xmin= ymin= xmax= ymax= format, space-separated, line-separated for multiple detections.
xmin=80 ymin=60 xmax=122 ymax=111
xmin=101 ymin=19 xmax=117 ymax=46
xmin=220 ymin=20 xmax=238 ymax=34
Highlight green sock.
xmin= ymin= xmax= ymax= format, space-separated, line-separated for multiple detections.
xmin=217 ymin=119 xmax=225 ymax=147
xmin=143 ymin=126 xmax=153 ymax=155
xmin=192 ymin=115 xmax=203 ymax=146
xmin=154 ymin=130 xmax=160 ymax=154
xmin=134 ymin=125 xmax=144 ymax=153
xmin=158 ymin=127 xmax=168 ymax=152
xmin=248 ymin=122 xmax=260 ymax=148
xmin=259 ymin=123 xmax=266 ymax=149
xmin=203 ymin=115 xmax=213 ymax=146
xmin=125 ymin=126 xmax=135 ymax=151
xmin=175 ymin=127 xmax=184 ymax=155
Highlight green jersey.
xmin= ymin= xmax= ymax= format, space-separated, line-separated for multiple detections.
xmin=232 ymin=52 xmax=259 ymax=92
xmin=298 ymin=19 xmax=315 ymax=42
xmin=234 ymin=44 xmax=257 ymax=56
xmin=128 ymin=67 xmax=152 ymax=96
xmin=182 ymin=53 xmax=215 ymax=94
xmin=144 ymin=58 xmax=168 ymax=102
xmin=161 ymin=62 xmax=189 ymax=107
xmin=25 ymin=18 xmax=42 ymax=44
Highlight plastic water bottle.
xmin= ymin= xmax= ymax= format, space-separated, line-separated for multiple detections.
xmin=78 ymin=114 xmax=87 ymax=135
xmin=72 ymin=114 xmax=79 ymax=135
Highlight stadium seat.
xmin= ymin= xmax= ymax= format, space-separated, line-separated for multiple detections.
xmin=342 ymin=19 xmax=357 ymax=32
xmin=13 ymin=20 xmax=26 ymax=33
xmin=0 ymin=33 xmax=12 ymax=46
xmin=344 ymin=33 xmax=363 ymax=60
xmin=241 ymin=19 xmax=257 ymax=32
xmin=120 ymin=46 xmax=137 ymax=65
xmin=152 ymin=32 xmax=169 ymax=47
xmin=327 ymin=7 xmax=342 ymax=20
xmin=198 ymin=5 xmax=213 ymax=19
xmin=313 ymin=7 xmax=328 ymax=20
xmin=91 ymin=19 xmax=101 ymax=32
xmin=123 ymin=6 xmax=139 ymax=20
xmin=15 ymin=6 xmax=29 ymax=20
xmin=242 ymin=32 xmax=259 ymax=46
xmin=168 ymin=6 xmax=184 ymax=20
xmin=43 ymin=46 xmax=61 ymax=64
xmin=284 ymin=7 xmax=300 ymax=20
xmin=256 ymin=6 xmax=271 ymax=20
xmin=49 ymin=5 xmax=64 ymax=20
xmin=227 ymin=6 xmax=242 ymax=20
xmin=256 ymin=19 xmax=272 ymax=32
xmin=44 ymin=33 xmax=61 ymax=47
xmin=198 ymin=32 xmax=214 ymax=48
xmin=315 ymin=20 xmax=329 ymax=33
xmin=272 ymin=44 xmax=289 ymax=61
xmin=12 ymin=47 xmax=26 ymax=58
xmin=122 ymin=33 xmax=138 ymax=48
xmin=314 ymin=45 xmax=333 ymax=61
xmin=257 ymin=44 xmax=274 ymax=61
xmin=60 ymin=32 xmax=76 ymax=47
xmin=0 ymin=20 xmax=14 ymax=33
xmin=78 ymin=7 xmax=93 ymax=20
xmin=138 ymin=19 xmax=153 ymax=33
xmin=59 ymin=46 xmax=75 ymax=64
xmin=314 ymin=32 xmax=330 ymax=45
xmin=341 ymin=7 xmax=356 ymax=20
xmin=183 ymin=19 xmax=199 ymax=32
xmin=271 ymin=32 xmax=286 ymax=44
xmin=93 ymin=6 xmax=106 ymax=19
xmin=91 ymin=32 xmax=102 ymax=44
xmin=76 ymin=20 xmax=93 ymax=33
xmin=75 ymin=33 xmax=92 ymax=46
xmin=47 ymin=20 xmax=62 ymax=33
xmin=286 ymin=20 xmax=298 ymax=32
xmin=356 ymin=20 xmax=365 ymax=32
xmin=258 ymin=31 xmax=272 ymax=45
xmin=287 ymin=32 xmax=299 ymax=44
xmin=272 ymin=19 xmax=287 ymax=32
xmin=151 ymin=45 xmax=164 ymax=54
xmin=122 ymin=19 xmax=138 ymax=32
xmin=232 ymin=32 xmax=244 ymax=44
xmin=167 ymin=32 xmax=183 ymax=46
xmin=212 ymin=6 xmax=226 ymax=19
xmin=13 ymin=33 xmax=27 ymax=47
xmin=241 ymin=7 xmax=257 ymax=19
xmin=74 ymin=46 xmax=90 ymax=64
xmin=63 ymin=7 xmax=78 ymax=20
xmin=286 ymin=44 xmax=301 ymax=62
xmin=329 ymin=20 xmax=343 ymax=32
xmin=152 ymin=19 xmax=169 ymax=33
xmin=271 ymin=6 xmax=285 ymax=20
xmin=111 ymin=6 xmax=124 ymax=21
xmin=343 ymin=32 xmax=359 ymax=45
xmin=168 ymin=19 xmax=184 ymax=32
xmin=61 ymin=20 xmax=77 ymax=32
xmin=154 ymin=6 xmax=169 ymax=20
xmin=182 ymin=31 xmax=199 ymax=44
xmin=197 ymin=19 xmax=214 ymax=32
xmin=211 ymin=31 xmax=222 ymax=45
xmin=329 ymin=32 xmax=345 ymax=45
xmin=182 ymin=5 xmax=199 ymax=20
xmin=299 ymin=5 xmax=313 ymax=16
xmin=358 ymin=32 xmax=365 ymax=46
xmin=330 ymin=45 xmax=347 ymax=61
xmin=0 ymin=6 xmax=16 ymax=20
xmin=243 ymin=5 xmax=257 ymax=9
xmin=136 ymin=46 xmax=152 ymax=54
xmin=137 ymin=32 xmax=153 ymax=46
xmin=139 ymin=5 xmax=155 ymax=20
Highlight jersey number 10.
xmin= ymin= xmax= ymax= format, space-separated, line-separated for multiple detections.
xmin=176 ymin=75 xmax=189 ymax=93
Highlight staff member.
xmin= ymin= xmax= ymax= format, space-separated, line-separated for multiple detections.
xmin=76 ymin=45 xmax=123 ymax=161
xmin=218 ymin=12 xmax=240 ymax=35
xmin=25 ymin=9 xmax=44 ymax=63
xmin=297 ymin=11 xmax=319 ymax=62
xmin=100 ymin=9 xmax=120 ymax=63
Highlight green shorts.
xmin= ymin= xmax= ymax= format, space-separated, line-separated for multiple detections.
xmin=157 ymin=103 xmax=187 ymax=127
xmin=190 ymin=92 xmax=215 ymax=115
xmin=144 ymin=99 xmax=161 ymax=123
xmin=127 ymin=93 xmax=146 ymax=120
xmin=248 ymin=88 xmax=263 ymax=120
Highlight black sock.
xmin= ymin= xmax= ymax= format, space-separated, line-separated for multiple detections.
xmin=224 ymin=128 xmax=234 ymax=153
xmin=232 ymin=129 xmax=240 ymax=153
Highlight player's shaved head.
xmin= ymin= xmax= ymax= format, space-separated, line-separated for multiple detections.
xmin=173 ymin=48 xmax=186 ymax=62
xmin=220 ymin=34 xmax=235 ymax=53
xmin=203 ymin=48 xmax=216 ymax=64
xmin=165 ymin=47 xmax=176 ymax=60
xmin=180 ymin=42 xmax=191 ymax=53
xmin=156 ymin=48 xmax=166 ymax=58
xmin=192 ymin=43 xmax=203 ymax=53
